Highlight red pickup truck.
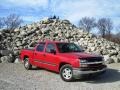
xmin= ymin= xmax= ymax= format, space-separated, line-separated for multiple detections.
xmin=20 ymin=40 xmax=107 ymax=81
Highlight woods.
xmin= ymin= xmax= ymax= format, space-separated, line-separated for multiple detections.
xmin=79 ymin=17 xmax=120 ymax=44
xmin=0 ymin=14 xmax=23 ymax=30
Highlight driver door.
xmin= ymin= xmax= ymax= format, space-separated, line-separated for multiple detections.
xmin=44 ymin=43 xmax=59 ymax=71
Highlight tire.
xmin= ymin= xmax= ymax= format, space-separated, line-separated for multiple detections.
xmin=60 ymin=64 xmax=74 ymax=82
xmin=24 ymin=58 xmax=32 ymax=70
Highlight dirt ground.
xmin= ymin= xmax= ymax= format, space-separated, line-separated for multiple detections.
xmin=0 ymin=63 xmax=120 ymax=90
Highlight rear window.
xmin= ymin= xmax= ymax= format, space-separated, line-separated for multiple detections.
xmin=46 ymin=43 xmax=56 ymax=53
xmin=36 ymin=43 xmax=45 ymax=52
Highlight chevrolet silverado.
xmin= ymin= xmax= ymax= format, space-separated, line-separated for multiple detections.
xmin=20 ymin=40 xmax=107 ymax=81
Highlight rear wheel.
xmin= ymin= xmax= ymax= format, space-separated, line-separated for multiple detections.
xmin=60 ymin=64 xmax=74 ymax=82
xmin=24 ymin=58 xmax=32 ymax=70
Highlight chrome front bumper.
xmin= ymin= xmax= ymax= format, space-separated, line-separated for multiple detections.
xmin=73 ymin=67 xmax=107 ymax=79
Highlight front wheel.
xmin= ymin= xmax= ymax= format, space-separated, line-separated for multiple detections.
xmin=60 ymin=64 xmax=74 ymax=82
xmin=24 ymin=58 xmax=32 ymax=70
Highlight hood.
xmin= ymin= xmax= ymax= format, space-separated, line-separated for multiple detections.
xmin=58 ymin=52 xmax=101 ymax=59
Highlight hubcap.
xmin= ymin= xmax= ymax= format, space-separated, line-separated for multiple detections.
xmin=25 ymin=59 xmax=29 ymax=68
xmin=62 ymin=68 xmax=72 ymax=80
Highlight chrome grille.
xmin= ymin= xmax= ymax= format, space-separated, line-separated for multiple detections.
xmin=85 ymin=57 xmax=103 ymax=62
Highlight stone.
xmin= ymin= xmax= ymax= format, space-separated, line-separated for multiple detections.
xmin=117 ymin=58 xmax=120 ymax=63
xmin=16 ymin=41 xmax=22 ymax=46
xmin=20 ymin=31 xmax=26 ymax=35
xmin=14 ymin=28 xmax=20 ymax=32
xmin=0 ymin=56 xmax=12 ymax=63
xmin=116 ymin=47 xmax=120 ymax=51
xmin=106 ymin=57 xmax=114 ymax=64
xmin=90 ymin=47 xmax=96 ymax=51
xmin=102 ymin=50 xmax=108 ymax=55
xmin=14 ymin=58 xmax=21 ymax=63
xmin=104 ymin=55 xmax=110 ymax=62
xmin=62 ymin=20 xmax=70 ymax=24
xmin=104 ymin=55 xmax=115 ymax=64
xmin=111 ymin=56 xmax=120 ymax=63
xmin=0 ymin=58 xmax=1 ymax=63
xmin=13 ymin=51 xmax=19 ymax=56
xmin=0 ymin=45 xmax=5 ymax=50
xmin=0 ymin=19 xmax=120 ymax=64
xmin=0 ymin=50 xmax=13 ymax=56
xmin=13 ymin=47 xmax=18 ymax=50
xmin=42 ymin=18 xmax=53 ymax=24
xmin=95 ymin=51 xmax=102 ymax=56
xmin=109 ymin=50 xmax=118 ymax=56
xmin=27 ymin=30 xmax=36 ymax=36
xmin=41 ymin=27 xmax=50 ymax=34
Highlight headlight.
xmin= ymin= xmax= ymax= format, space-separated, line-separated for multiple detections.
xmin=80 ymin=59 xmax=88 ymax=67
xmin=80 ymin=59 xmax=87 ymax=63
xmin=102 ymin=57 xmax=105 ymax=64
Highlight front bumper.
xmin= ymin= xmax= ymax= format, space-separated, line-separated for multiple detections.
xmin=73 ymin=66 xmax=107 ymax=79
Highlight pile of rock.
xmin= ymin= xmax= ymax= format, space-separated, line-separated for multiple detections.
xmin=0 ymin=18 xmax=120 ymax=63
xmin=0 ymin=50 xmax=15 ymax=63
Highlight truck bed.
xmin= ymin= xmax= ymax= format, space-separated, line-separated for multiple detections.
xmin=24 ymin=48 xmax=34 ymax=51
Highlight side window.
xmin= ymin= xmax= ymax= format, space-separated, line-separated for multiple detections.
xmin=46 ymin=43 xmax=56 ymax=53
xmin=36 ymin=43 xmax=45 ymax=52
xmin=69 ymin=44 xmax=77 ymax=51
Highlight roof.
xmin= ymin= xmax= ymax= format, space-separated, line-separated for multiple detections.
xmin=38 ymin=40 xmax=68 ymax=43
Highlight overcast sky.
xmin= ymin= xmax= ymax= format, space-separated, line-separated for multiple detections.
xmin=0 ymin=0 xmax=120 ymax=31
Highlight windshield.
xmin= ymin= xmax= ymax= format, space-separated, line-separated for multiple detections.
xmin=56 ymin=43 xmax=83 ymax=53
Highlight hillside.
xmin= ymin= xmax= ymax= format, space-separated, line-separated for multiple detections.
xmin=0 ymin=18 xmax=120 ymax=63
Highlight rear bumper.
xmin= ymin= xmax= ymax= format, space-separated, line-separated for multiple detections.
xmin=73 ymin=66 xmax=107 ymax=79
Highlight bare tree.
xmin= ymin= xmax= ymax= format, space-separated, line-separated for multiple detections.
xmin=3 ymin=14 xmax=23 ymax=51
xmin=0 ymin=17 xmax=4 ymax=29
xmin=97 ymin=18 xmax=113 ymax=38
xmin=116 ymin=24 xmax=120 ymax=33
xmin=115 ymin=28 xmax=120 ymax=40
xmin=116 ymin=32 xmax=120 ymax=39
xmin=79 ymin=17 xmax=96 ymax=33
xmin=109 ymin=32 xmax=120 ymax=44
xmin=4 ymin=14 xmax=23 ymax=30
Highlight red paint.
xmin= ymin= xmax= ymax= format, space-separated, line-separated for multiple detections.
xmin=20 ymin=40 xmax=102 ymax=73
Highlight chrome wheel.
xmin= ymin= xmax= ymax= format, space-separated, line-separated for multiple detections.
xmin=24 ymin=58 xmax=32 ymax=70
xmin=60 ymin=64 xmax=73 ymax=82
xmin=25 ymin=59 xmax=29 ymax=68
xmin=62 ymin=68 xmax=72 ymax=80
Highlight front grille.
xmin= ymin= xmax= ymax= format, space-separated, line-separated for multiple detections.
xmin=87 ymin=63 xmax=103 ymax=67
xmin=80 ymin=57 xmax=105 ymax=71
xmin=85 ymin=57 xmax=103 ymax=62
xmin=80 ymin=65 xmax=106 ymax=71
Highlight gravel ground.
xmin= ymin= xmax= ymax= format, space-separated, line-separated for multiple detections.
xmin=0 ymin=63 xmax=120 ymax=90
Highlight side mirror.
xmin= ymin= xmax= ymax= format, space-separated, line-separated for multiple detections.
xmin=50 ymin=49 xmax=56 ymax=55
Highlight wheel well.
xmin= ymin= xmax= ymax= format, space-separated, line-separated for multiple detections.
xmin=59 ymin=62 xmax=70 ymax=71
xmin=23 ymin=56 xmax=29 ymax=60
xmin=0 ymin=54 xmax=2 ymax=57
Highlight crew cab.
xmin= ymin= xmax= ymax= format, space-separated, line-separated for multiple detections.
xmin=20 ymin=40 xmax=107 ymax=82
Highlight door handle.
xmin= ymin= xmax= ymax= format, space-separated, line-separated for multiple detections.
xmin=35 ymin=53 xmax=37 ymax=55
xmin=43 ymin=54 xmax=46 ymax=56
